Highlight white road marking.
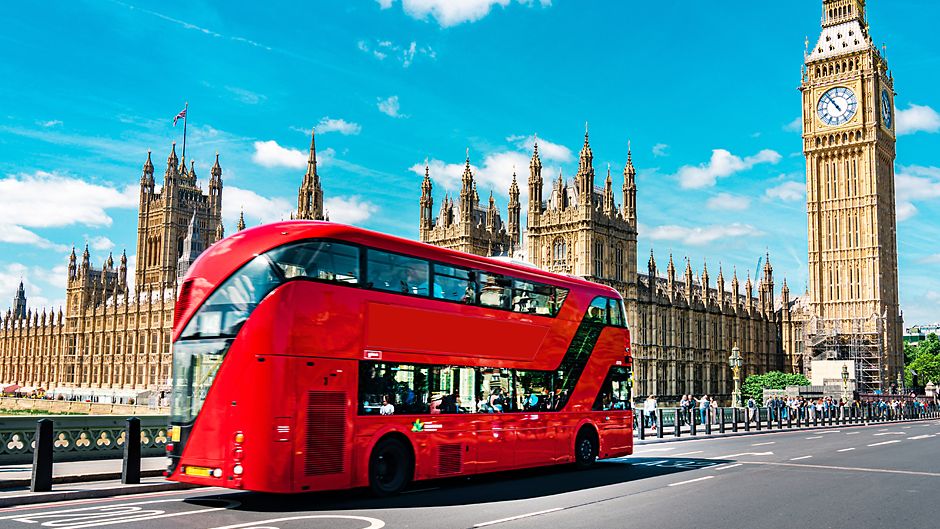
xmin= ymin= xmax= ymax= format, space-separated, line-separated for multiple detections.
xmin=868 ymin=440 xmax=902 ymax=447
xmin=668 ymin=475 xmax=715 ymax=487
xmin=637 ymin=447 xmax=676 ymax=452
xmin=716 ymin=451 xmax=774 ymax=459
xmin=874 ymin=432 xmax=905 ymax=436
xmin=845 ymin=432 xmax=861 ymax=435
xmin=213 ymin=515 xmax=385 ymax=529
xmin=790 ymin=455 xmax=813 ymax=461
xmin=713 ymin=463 xmax=742 ymax=471
xmin=805 ymin=436 xmax=823 ymax=439
xmin=740 ymin=461 xmax=940 ymax=478
xmin=838 ymin=448 xmax=856 ymax=452
xmin=752 ymin=442 xmax=775 ymax=446
xmin=820 ymin=430 xmax=840 ymax=434
xmin=472 ymin=509 xmax=563 ymax=528
xmin=3 ymin=498 xmax=240 ymax=529
xmin=675 ymin=451 xmax=704 ymax=456
xmin=907 ymin=435 xmax=935 ymax=440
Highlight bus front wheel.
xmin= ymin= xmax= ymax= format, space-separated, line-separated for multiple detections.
xmin=574 ymin=429 xmax=598 ymax=469
xmin=368 ymin=437 xmax=413 ymax=496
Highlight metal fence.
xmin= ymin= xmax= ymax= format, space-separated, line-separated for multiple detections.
xmin=0 ymin=415 xmax=168 ymax=464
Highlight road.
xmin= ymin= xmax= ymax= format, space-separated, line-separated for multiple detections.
xmin=1 ymin=419 xmax=937 ymax=529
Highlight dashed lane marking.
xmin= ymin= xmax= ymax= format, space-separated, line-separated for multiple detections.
xmin=868 ymin=440 xmax=902 ymax=447
xmin=675 ymin=451 xmax=704 ymax=456
xmin=907 ymin=435 xmax=935 ymax=440
xmin=845 ymin=432 xmax=861 ymax=435
xmin=715 ymin=451 xmax=773 ymax=459
xmin=739 ymin=461 xmax=940 ymax=478
xmin=472 ymin=509 xmax=563 ymax=528
xmin=838 ymin=448 xmax=856 ymax=452
xmin=668 ymin=476 xmax=715 ymax=487
xmin=636 ymin=447 xmax=676 ymax=453
xmin=805 ymin=436 xmax=823 ymax=439
xmin=874 ymin=432 xmax=905 ymax=436
xmin=790 ymin=455 xmax=813 ymax=461
xmin=713 ymin=463 xmax=742 ymax=471
xmin=752 ymin=442 xmax=775 ymax=446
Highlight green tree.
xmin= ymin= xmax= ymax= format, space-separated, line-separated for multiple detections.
xmin=742 ymin=371 xmax=811 ymax=405
xmin=905 ymin=333 xmax=940 ymax=387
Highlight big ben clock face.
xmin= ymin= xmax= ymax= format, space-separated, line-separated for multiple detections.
xmin=881 ymin=89 xmax=893 ymax=129
xmin=817 ymin=87 xmax=858 ymax=126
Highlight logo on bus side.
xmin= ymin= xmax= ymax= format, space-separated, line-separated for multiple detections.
xmin=364 ymin=350 xmax=382 ymax=360
xmin=411 ymin=419 xmax=442 ymax=432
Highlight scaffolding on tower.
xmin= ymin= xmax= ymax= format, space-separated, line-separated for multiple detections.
xmin=803 ymin=313 xmax=885 ymax=393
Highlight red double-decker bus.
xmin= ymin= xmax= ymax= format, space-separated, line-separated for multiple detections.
xmin=167 ymin=221 xmax=633 ymax=495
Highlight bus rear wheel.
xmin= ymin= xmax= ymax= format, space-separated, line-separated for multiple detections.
xmin=574 ymin=429 xmax=598 ymax=469
xmin=368 ymin=437 xmax=413 ymax=496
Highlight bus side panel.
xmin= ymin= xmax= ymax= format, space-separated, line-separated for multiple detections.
xmin=292 ymin=358 xmax=355 ymax=493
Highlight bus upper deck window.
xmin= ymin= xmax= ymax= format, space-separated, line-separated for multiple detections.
xmin=270 ymin=241 xmax=360 ymax=284
xmin=587 ymin=297 xmax=608 ymax=324
xmin=608 ymin=298 xmax=626 ymax=327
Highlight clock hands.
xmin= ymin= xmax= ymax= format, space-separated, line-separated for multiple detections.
xmin=826 ymin=95 xmax=842 ymax=113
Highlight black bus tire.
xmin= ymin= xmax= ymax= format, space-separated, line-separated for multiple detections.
xmin=574 ymin=428 xmax=599 ymax=469
xmin=368 ymin=437 xmax=413 ymax=496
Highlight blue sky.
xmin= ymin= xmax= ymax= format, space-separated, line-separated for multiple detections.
xmin=1 ymin=0 xmax=939 ymax=324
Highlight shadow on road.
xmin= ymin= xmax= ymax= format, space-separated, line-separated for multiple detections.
xmin=186 ymin=457 xmax=732 ymax=513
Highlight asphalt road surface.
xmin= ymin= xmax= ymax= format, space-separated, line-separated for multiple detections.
xmin=2 ymin=419 xmax=938 ymax=529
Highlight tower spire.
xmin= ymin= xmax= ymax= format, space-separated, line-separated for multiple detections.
xmin=297 ymin=129 xmax=325 ymax=220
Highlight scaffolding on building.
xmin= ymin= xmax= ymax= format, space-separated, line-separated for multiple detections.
xmin=803 ymin=313 xmax=885 ymax=393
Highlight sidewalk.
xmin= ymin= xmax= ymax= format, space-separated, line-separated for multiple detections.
xmin=0 ymin=457 xmax=168 ymax=489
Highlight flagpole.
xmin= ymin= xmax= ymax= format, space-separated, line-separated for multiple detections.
xmin=181 ymin=101 xmax=188 ymax=161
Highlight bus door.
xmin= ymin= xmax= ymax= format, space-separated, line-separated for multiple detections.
xmin=514 ymin=370 xmax=556 ymax=466
xmin=474 ymin=414 xmax=514 ymax=472
xmin=293 ymin=358 xmax=355 ymax=492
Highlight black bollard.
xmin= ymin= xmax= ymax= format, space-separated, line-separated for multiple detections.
xmin=733 ymin=408 xmax=740 ymax=432
xmin=30 ymin=418 xmax=54 ymax=493
xmin=778 ymin=410 xmax=784 ymax=430
xmin=705 ymin=411 xmax=712 ymax=436
xmin=675 ymin=408 xmax=681 ymax=438
xmin=122 ymin=417 xmax=141 ymax=485
xmin=745 ymin=407 xmax=751 ymax=431
xmin=637 ymin=410 xmax=645 ymax=440
xmin=767 ymin=409 xmax=773 ymax=430
xmin=719 ymin=408 xmax=726 ymax=434
xmin=787 ymin=411 xmax=793 ymax=429
xmin=656 ymin=409 xmax=664 ymax=439
xmin=690 ymin=410 xmax=698 ymax=436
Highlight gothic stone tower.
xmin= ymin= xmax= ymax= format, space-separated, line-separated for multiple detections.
xmin=800 ymin=0 xmax=902 ymax=391
xmin=526 ymin=129 xmax=638 ymax=303
xmin=296 ymin=130 xmax=326 ymax=221
xmin=135 ymin=144 xmax=223 ymax=292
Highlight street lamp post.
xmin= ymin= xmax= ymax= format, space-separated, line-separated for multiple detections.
xmin=841 ymin=363 xmax=850 ymax=404
xmin=729 ymin=344 xmax=743 ymax=408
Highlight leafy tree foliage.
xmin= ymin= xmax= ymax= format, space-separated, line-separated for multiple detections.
xmin=905 ymin=333 xmax=940 ymax=387
xmin=742 ymin=371 xmax=811 ymax=405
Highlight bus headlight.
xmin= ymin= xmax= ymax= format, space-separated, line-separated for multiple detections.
xmin=212 ymin=468 xmax=223 ymax=478
xmin=233 ymin=464 xmax=244 ymax=475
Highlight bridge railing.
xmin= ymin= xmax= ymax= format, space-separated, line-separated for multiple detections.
xmin=0 ymin=415 xmax=168 ymax=465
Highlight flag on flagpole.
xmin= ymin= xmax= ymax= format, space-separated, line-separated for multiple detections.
xmin=173 ymin=107 xmax=187 ymax=126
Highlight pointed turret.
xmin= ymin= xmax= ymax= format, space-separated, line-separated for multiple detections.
xmin=622 ymin=141 xmax=637 ymax=224
xmin=702 ymin=260 xmax=710 ymax=298
xmin=576 ymin=123 xmax=594 ymax=208
xmin=508 ymin=171 xmax=521 ymax=250
xmin=459 ymin=150 xmax=475 ymax=222
xmin=141 ymin=149 xmax=155 ymax=191
xmin=717 ymin=264 xmax=726 ymax=305
xmin=118 ymin=250 xmax=127 ymax=288
xmin=684 ymin=258 xmax=694 ymax=300
xmin=732 ymin=267 xmax=740 ymax=305
xmin=164 ymin=142 xmax=179 ymax=189
xmin=237 ymin=209 xmax=246 ymax=231
xmin=648 ymin=248 xmax=657 ymax=278
xmin=419 ymin=161 xmax=433 ymax=237
xmin=215 ymin=221 xmax=225 ymax=242
xmin=667 ymin=254 xmax=676 ymax=299
xmin=80 ymin=244 xmax=90 ymax=274
xmin=528 ymin=139 xmax=543 ymax=222
xmin=178 ymin=213 xmax=204 ymax=282
xmin=68 ymin=246 xmax=77 ymax=280
xmin=486 ymin=191 xmax=497 ymax=231
xmin=297 ymin=129 xmax=325 ymax=220
xmin=12 ymin=280 xmax=27 ymax=319
xmin=603 ymin=164 xmax=615 ymax=216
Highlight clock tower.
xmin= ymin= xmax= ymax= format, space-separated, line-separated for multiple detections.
xmin=800 ymin=0 xmax=903 ymax=392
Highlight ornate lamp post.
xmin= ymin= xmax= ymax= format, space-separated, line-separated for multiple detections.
xmin=729 ymin=344 xmax=743 ymax=407
xmin=841 ymin=363 xmax=850 ymax=404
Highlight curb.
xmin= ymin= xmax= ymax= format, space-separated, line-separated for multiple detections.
xmin=633 ymin=416 xmax=940 ymax=446
xmin=0 ymin=469 xmax=165 ymax=490
xmin=0 ymin=481 xmax=201 ymax=508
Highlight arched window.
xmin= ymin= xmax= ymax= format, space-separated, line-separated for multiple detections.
xmin=614 ymin=245 xmax=624 ymax=282
xmin=552 ymin=238 xmax=567 ymax=268
xmin=593 ymin=241 xmax=604 ymax=278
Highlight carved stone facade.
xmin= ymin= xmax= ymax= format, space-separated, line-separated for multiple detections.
xmin=780 ymin=0 xmax=903 ymax=392
xmin=420 ymin=131 xmax=784 ymax=401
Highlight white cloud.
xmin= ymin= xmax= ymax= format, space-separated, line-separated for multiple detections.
xmin=357 ymin=39 xmax=435 ymax=67
xmin=0 ymin=171 xmax=137 ymax=250
xmin=38 ymin=120 xmax=62 ymax=128
xmin=896 ymin=103 xmax=940 ymax=135
xmin=895 ymin=165 xmax=940 ymax=222
xmin=378 ymin=0 xmax=551 ymax=27
xmin=646 ymin=223 xmax=764 ymax=246
xmin=765 ymin=181 xmax=805 ymax=202
xmin=676 ymin=149 xmax=782 ymax=189
xmin=0 ymin=262 xmax=69 ymax=315
xmin=377 ymin=95 xmax=404 ymax=118
xmin=252 ymin=140 xmax=307 ymax=169
xmin=316 ymin=117 xmax=362 ymax=135
xmin=225 ymin=86 xmax=267 ymax=105
xmin=706 ymin=193 xmax=750 ymax=211
xmin=921 ymin=254 xmax=940 ymax=264
xmin=784 ymin=117 xmax=802 ymax=132
xmin=652 ymin=143 xmax=668 ymax=157
xmin=88 ymin=236 xmax=115 ymax=252
xmin=506 ymin=134 xmax=572 ymax=162
xmin=413 ymin=150 xmax=533 ymax=196
xmin=224 ymin=187 xmax=293 ymax=226
xmin=324 ymin=196 xmax=379 ymax=224
xmin=927 ymin=291 xmax=940 ymax=303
